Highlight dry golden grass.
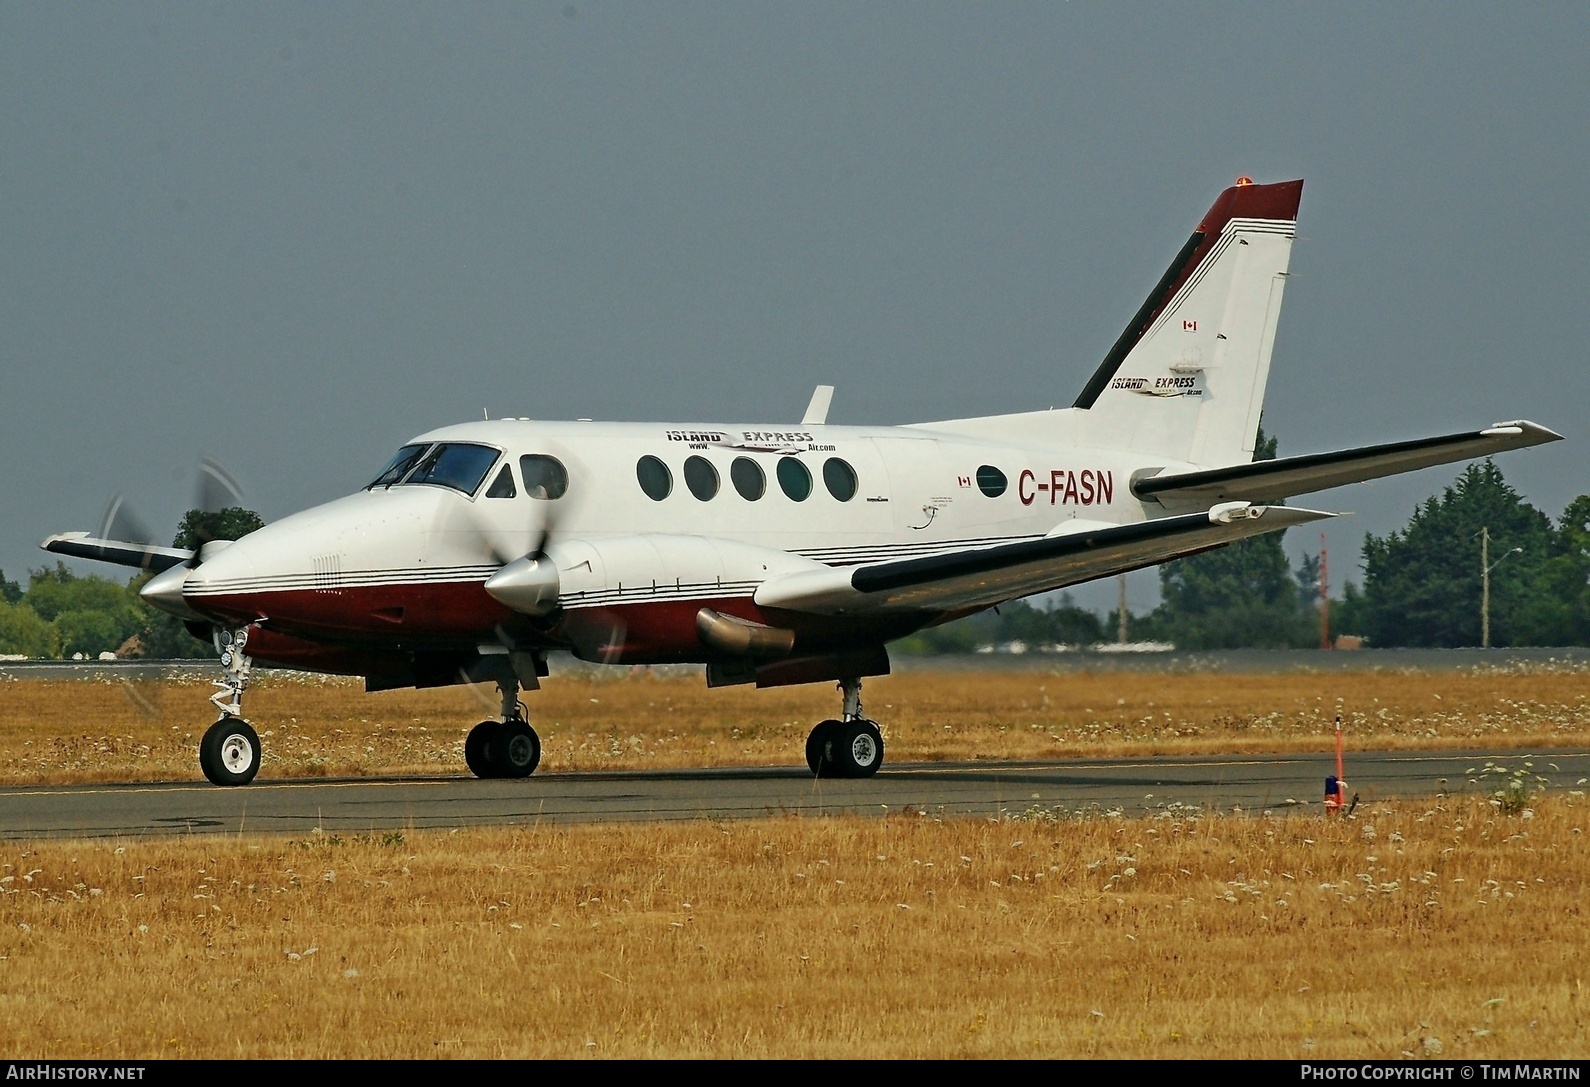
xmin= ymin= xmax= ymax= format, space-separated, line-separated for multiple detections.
xmin=0 ymin=665 xmax=1587 ymax=784
xmin=0 ymin=795 xmax=1583 ymax=1058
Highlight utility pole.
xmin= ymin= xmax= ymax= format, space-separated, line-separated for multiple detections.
xmin=1480 ymin=527 xmax=1523 ymax=649
xmin=1117 ymin=573 xmax=1128 ymax=644
xmin=1481 ymin=526 xmax=1490 ymax=649
xmin=1319 ymin=533 xmax=1331 ymax=650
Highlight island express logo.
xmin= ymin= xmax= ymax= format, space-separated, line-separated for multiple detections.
xmin=664 ymin=430 xmax=829 ymax=453
xmin=1110 ymin=374 xmax=1202 ymax=397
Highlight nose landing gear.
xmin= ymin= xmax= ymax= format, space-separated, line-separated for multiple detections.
xmin=464 ymin=678 xmax=542 ymax=779
xmin=806 ymin=677 xmax=884 ymax=779
xmin=199 ymin=626 xmax=262 ymax=786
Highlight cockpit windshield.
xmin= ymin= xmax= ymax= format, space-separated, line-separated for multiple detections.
xmin=368 ymin=444 xmax=430 ymax=489
xmin=400 ymin=443 xmax=501 ymax=496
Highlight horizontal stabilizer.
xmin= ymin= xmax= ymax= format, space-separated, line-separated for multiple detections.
xmin=756 ymin=503 xmax=1331 ymax=616
xmin=1134 ymin=421 xmax=1563 ymax=506
xmin=40 ymin=532 xmax=193 ymax=573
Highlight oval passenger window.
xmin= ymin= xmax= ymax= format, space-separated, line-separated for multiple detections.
xmin=822 ymin=458 xmax=858 ymax=502
xmin=519 ymin=455 xmax=569 ymax=500
xmin=730 ymin=457 xmax=765 ymax=501
xmin=683 ymin=456 xmax=720 ymax=501
xmin=636 ymin=455 xmax=672 ymax=501
xmin=976 ymin=465 xmax=1007 ymax=498
xmin=776 ymin=457 xmax=812 ymax=502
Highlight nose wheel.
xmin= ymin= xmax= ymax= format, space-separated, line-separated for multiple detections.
xmin=200 ymin=716 xmax=261 ymax=786
xmin=806 ymin=678 xmax=884 ymax=778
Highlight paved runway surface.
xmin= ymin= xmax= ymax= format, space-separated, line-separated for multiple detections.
xmin=1 ymin=748 xmax=1585 ymax=839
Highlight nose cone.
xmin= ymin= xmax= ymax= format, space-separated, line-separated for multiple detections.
xmin=140 ymin=563 xmax=205 ymax=622
xmin=484 ymin=554 xmax=561 ymax=615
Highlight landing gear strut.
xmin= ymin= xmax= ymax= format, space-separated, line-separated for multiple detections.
xmin=199 ymin=626 xmax=262 ymax=786
xmin=465 ymin=677 xmax=542 ymax=779
xmin=806 ymin=677 xmax=884 ymax=779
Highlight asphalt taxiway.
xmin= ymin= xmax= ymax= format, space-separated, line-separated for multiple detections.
xmin=1 ymin=748 xmax=1584 ymax=839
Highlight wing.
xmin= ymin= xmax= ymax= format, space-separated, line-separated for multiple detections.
xmin=755 ymin=502 xmax=1331 ymax=615
xmin=39 ymin=532 xmax=193 ymax=573
xmin=1134 ymin=421 xmax=1561 ymax=507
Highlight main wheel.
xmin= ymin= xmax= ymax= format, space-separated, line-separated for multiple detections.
xmin=199 ymin=717 xmax=261 ymax=786
xmin=464 ymin=721 xmax=497 ymax=779
xmin=831 ymin=719 xmax=884 ymax=778
xmin=806 ymin=719 xmax=843 ymax=777
xmin=491 ymin=718 xmax=541 ymax=778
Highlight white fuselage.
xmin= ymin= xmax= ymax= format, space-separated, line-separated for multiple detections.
xmin=173 ymin=413 xmax=1198 ymax=665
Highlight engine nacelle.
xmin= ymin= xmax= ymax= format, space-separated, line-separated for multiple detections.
xmin=485 ymin=533 xmax=825 ymax=617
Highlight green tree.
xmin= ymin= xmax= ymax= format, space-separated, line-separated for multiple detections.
xmin=1332 ymin=579 xmax=1369 ymax=638
xmin=24 ymin=563 xmax=141 ymax=624
xmin=1149 ymin=425 xmax=1317 ymax=649
xmin=55 ymin=609 xmax=135 ymax=658
xmin=20 ymin=563 xmax=144 ymax=657
xmin=1518 ymin=494 xmax=1590 ymax=646
xmin=0 ymin=570 xmax=21 ymax=605
xmin=1359 ymin=461 xmax=1555 ymax=647
xmin=0 ymin=600 xmax=59 ymax=657
xmin=174 ymin=507 xmax=264 ymax=551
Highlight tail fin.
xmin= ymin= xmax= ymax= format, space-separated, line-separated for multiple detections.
xmin=1074 ymin=178 xmax=1302 ymax=466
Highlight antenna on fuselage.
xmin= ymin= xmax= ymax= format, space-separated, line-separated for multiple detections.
xmin=802 ymin=385 xmax=834 ymax=426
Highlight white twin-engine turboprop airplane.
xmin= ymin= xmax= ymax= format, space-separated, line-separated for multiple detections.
xmin=45 ymin=177 xmax=1560 ymax=786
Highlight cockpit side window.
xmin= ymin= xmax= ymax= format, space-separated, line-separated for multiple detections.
xmin=485 ymin=464 xmax=517 ymax=498
xmin=519 ymin=455 xmax=569 ymax=500
xmin=401 ymin=443 xmax=501 ymax=496
xmin=368 ymin=444 xmax=431 ymax=489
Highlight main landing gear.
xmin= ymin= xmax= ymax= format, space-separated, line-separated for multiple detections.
xmin=464 ymin=677 xmax=542 ymax=779
xmin=199 ymin=626 xmax=262 ymax=786
xmin=805 ymin=677 xmax=884 ymax=779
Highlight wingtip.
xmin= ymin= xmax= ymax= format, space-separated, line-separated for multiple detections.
xmin=1485 ymin=420 xmax=1564 ymax=443
xmin=39 ymin=531 xmax=89 ymax=550
xmin=1266 ymin=505 xmax=1337 ymax=524
xmin=1209 ymin=502 xmax=1335 ymax=526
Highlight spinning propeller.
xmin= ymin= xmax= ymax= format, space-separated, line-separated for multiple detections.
xmin=451 ymin=443 xmax=631 ymax=663
xmin=93 ymin=457 xmax=251 ymax=570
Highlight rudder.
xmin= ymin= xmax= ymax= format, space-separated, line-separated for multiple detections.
xmin=1074 ymin=178 xmax=1303 ymax=467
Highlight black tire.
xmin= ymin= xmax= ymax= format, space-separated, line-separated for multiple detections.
xmin=464 ymin=721 xmax=497 ymax=779
xmin=491 ymin=719 xmax=541 ymax=778
xmin=832 ymin=719 xmax=884 ymax=778
xmin=806 ymin=719 xmax=843 ymax=777
xmin=199 ymin=717 xmax=261 ymax=786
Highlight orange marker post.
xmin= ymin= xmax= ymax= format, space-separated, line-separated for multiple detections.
xmin=1324 ymin=713 xmax=1347 ymax=814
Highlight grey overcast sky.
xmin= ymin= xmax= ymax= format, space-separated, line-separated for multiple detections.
xmin=3 ymin=2 xmax=1585 ymax=615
